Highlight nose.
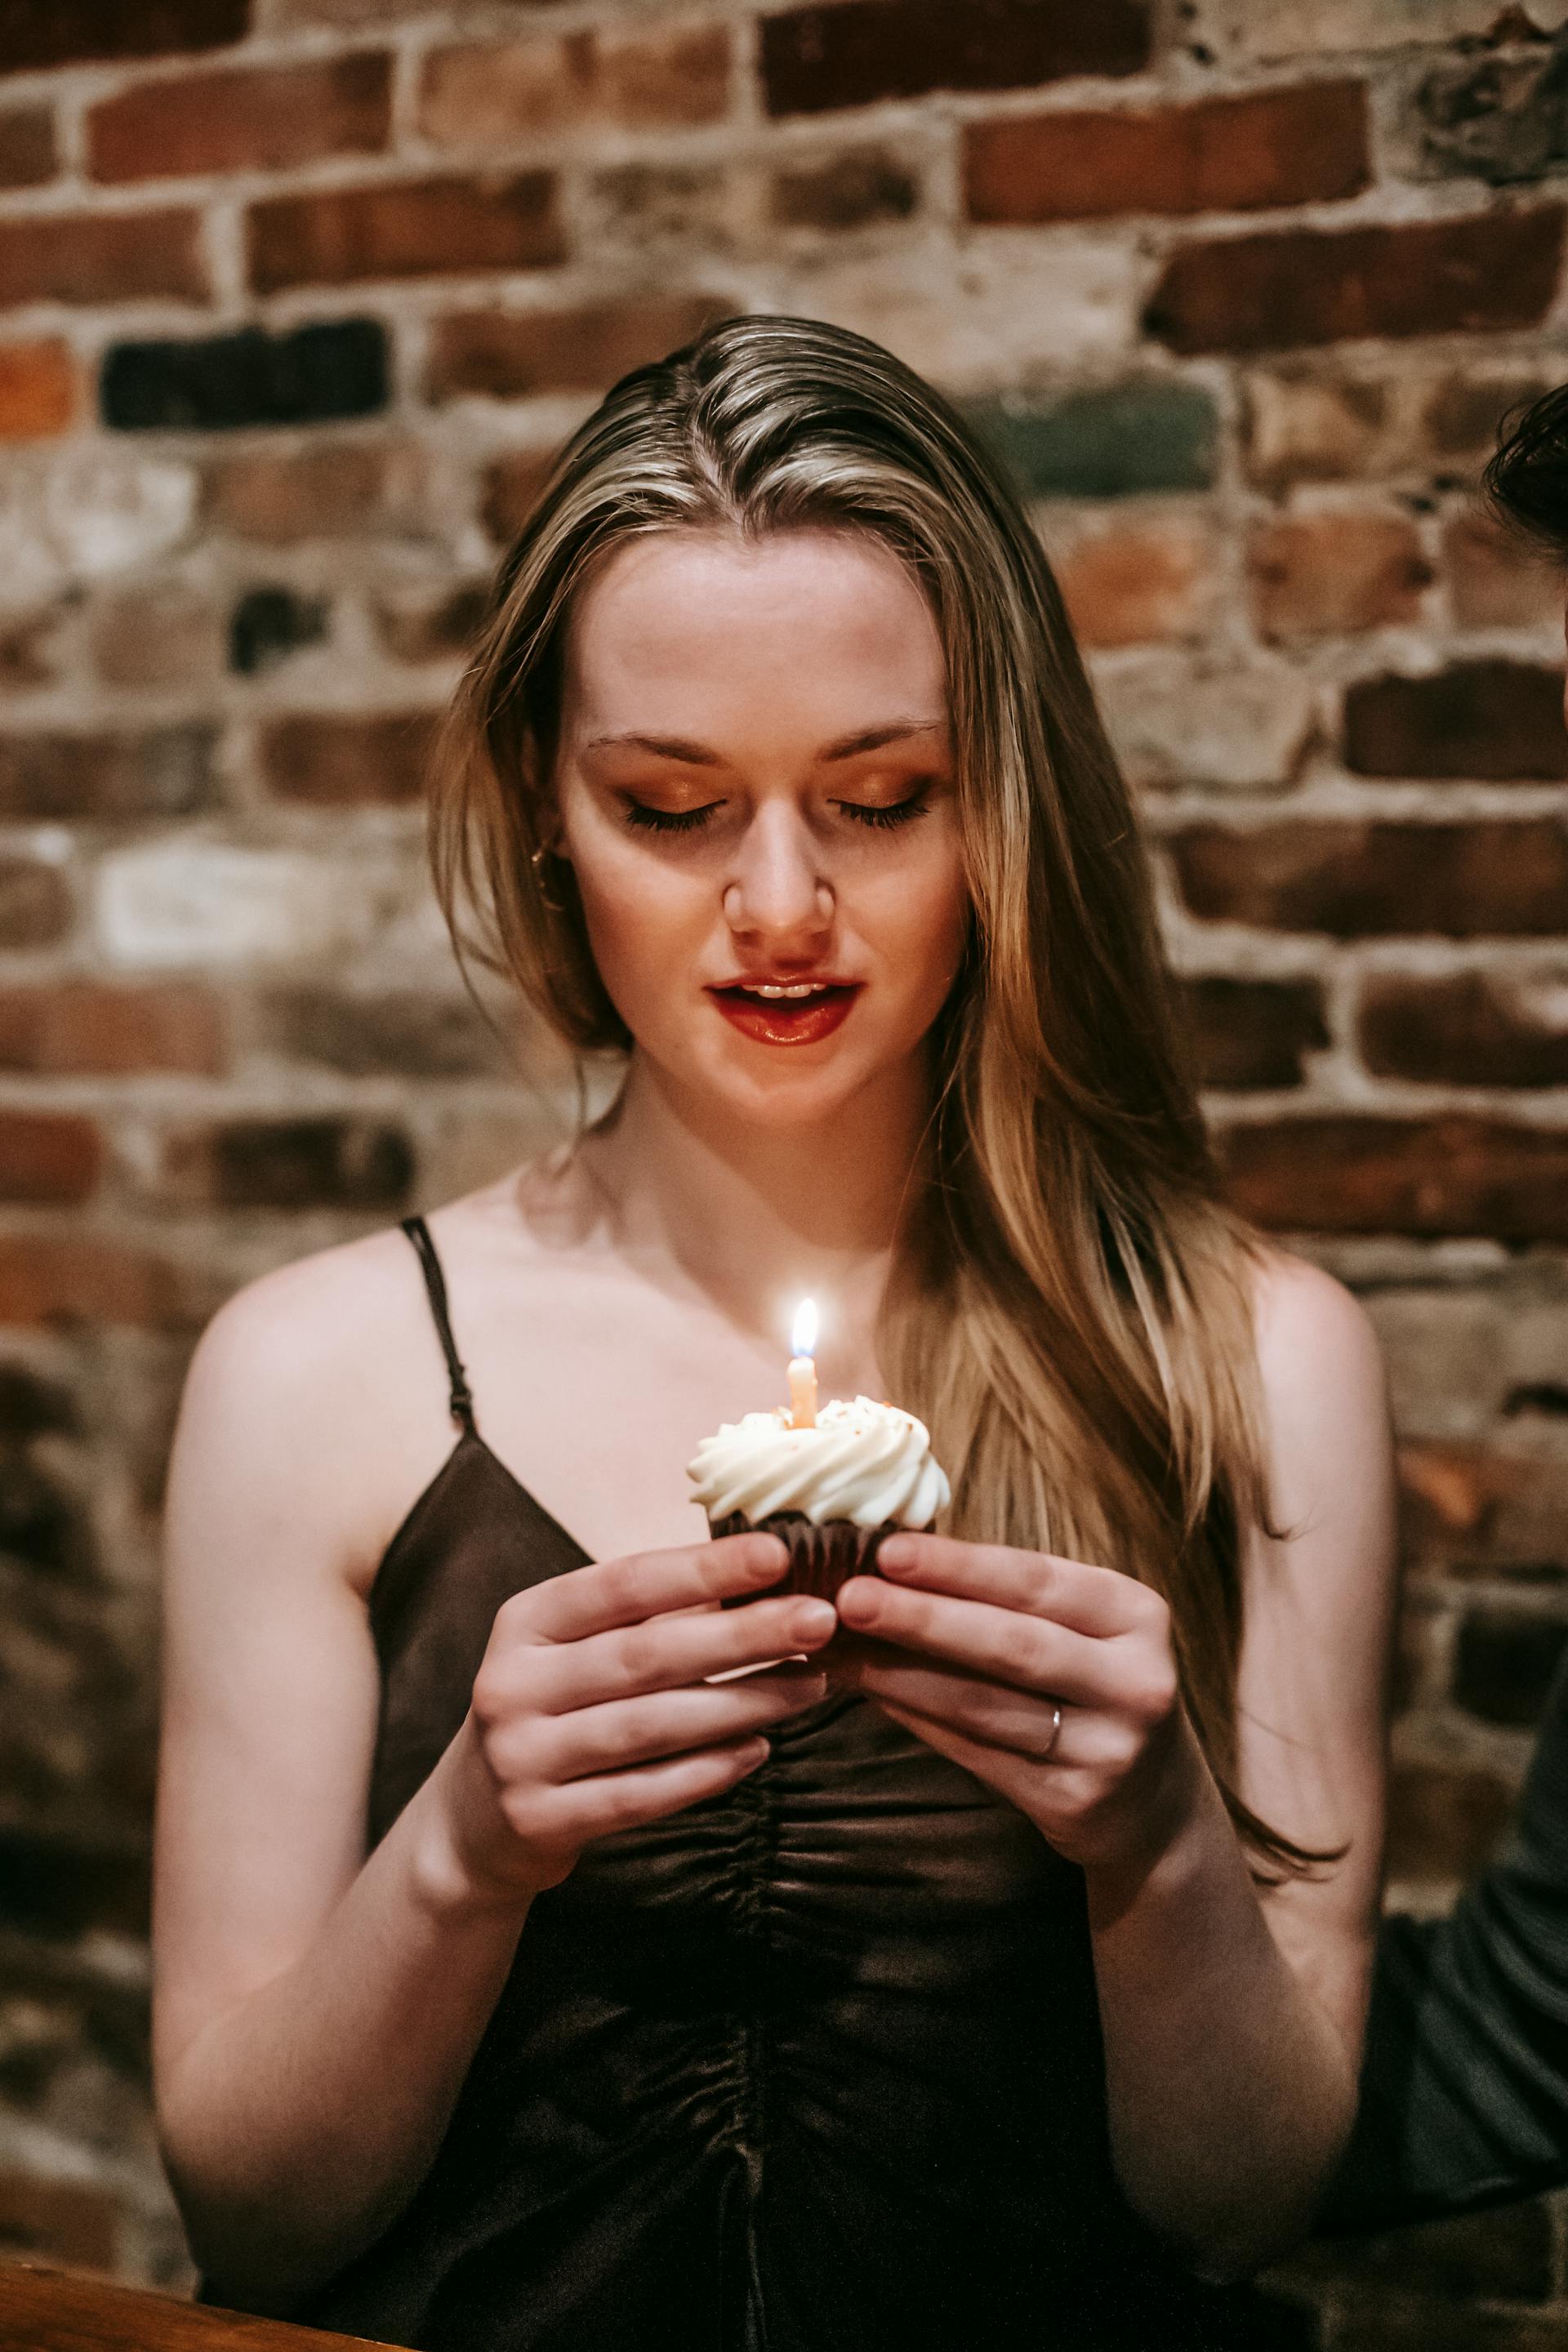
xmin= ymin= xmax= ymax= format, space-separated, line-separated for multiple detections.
xmin=724 ymin=800 xmax=833 ymax=944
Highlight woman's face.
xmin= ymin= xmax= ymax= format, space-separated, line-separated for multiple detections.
xmin=552 ymin=526 xmax=969 ymax=1132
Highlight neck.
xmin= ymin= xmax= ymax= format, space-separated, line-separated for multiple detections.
xmin=578 ymin=1049 xmax=932 ymax=1359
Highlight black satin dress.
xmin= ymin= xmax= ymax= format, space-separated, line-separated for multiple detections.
xmin=221 ymin=1216 xmax=1285 ymax=2350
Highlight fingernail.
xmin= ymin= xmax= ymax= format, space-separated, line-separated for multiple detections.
xmin=791 ymin=1599 xmax=836 ymax=1637
xmin=878 ymin=1539 xmax=912 ymax=1574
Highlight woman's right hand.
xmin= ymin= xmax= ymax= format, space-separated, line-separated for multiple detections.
xmin=424 ymin=1534 xmax=832 ymax=1913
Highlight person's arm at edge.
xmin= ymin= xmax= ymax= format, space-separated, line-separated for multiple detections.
xmin=1317 ymin=1644 xmax=1568 ymax=2234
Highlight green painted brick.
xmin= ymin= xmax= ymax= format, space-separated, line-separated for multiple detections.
xmin=962 ymin=380 xmax=1218 ymax=499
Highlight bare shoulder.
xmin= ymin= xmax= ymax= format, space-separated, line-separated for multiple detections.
xmin=1238 ymin=1244 xmax=1396 ymax=1590
xmin=168 ymin=1219 xmax=457 ymax=1589
xmin=1249 ymin=1245 xmax=1383 ymax=1388
xmin=1245 ymin=1247 xmax=1388 ymax=1465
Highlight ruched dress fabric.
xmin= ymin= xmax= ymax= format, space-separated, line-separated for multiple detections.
xmin=221 ymin=1217 xmax=1284 ymax=2350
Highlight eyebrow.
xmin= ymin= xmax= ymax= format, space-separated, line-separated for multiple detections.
xmin=580 ymin=720 xmax=947 ymax=767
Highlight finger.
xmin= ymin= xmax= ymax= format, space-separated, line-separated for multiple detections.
xmin=836 ymin=1655 xmax=1070 ymax=1758
xmin=535 ymin=1663 xmax=827 ymax=1781
xmin=835 ymin=1579 xmax=1123 ymax=1704
xmin=519 ymin=1733 xmax=773 ymax=1848
xmin=871 ymin=1696 xmax=1031 ymax=1803
xmin=873 ymin=1535 xmax=1145 ymax=1637
xmin=528 ymin=1592 xmax=837 ymax=1715
xmin=501 ymin=1535 xmax=789 ymax=1648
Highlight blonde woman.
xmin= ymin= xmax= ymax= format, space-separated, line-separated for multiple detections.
xmin=152 ymin=317 xmax=1397 ymax=2350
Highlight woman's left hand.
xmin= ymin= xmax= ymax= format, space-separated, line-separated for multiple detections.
xmin=833 ymin=1534 xmax=1210 ymax=1893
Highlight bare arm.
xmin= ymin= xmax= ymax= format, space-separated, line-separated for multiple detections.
xmin=1087 ymin=1255 xmax=1398 ymax=2274
xmin=153 ymin=1256 xmax=832 ymax=2314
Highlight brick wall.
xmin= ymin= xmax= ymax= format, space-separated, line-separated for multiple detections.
xmin=1 ymin=0 xmax=1566 ymax=2333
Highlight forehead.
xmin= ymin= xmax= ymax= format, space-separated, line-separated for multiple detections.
xmin=563 ymin=527 xmax=947 ymax=738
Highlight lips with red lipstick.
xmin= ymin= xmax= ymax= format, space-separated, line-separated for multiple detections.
xmin=708 ymin=976 xmax=862 ymax=1046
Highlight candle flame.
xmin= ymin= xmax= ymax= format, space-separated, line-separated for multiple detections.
xmin=791 ymin=1296 xmax=818 ymax=1359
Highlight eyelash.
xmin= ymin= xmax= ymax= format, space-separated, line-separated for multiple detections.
xmin=622 ymin=787 xmax=934 ymax=835
xmin=624 ymin=801 xmax=716 ymax=834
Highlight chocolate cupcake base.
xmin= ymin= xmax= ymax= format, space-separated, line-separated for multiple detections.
xmin=710 ymin=1511 xmax=894 ymax=1606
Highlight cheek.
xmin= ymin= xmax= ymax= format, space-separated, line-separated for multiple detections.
xmin=565 ymin=830 xmax=711 ymax=1045
xmin=867 ymin=838 xmax=969 ymax=1000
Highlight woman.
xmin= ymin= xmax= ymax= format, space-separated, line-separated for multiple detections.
xmin=151 ymin=316 xmax=1397 ymax=2350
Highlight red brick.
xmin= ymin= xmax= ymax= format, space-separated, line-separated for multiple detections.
xmin=1181 ymin=975 xmax=1329 ymax=1089
xmin=371 ymin=581 xmax=488 ymax=665
xmin=1145 ymin=208 xmax=1566 ymax=356
xmin=1423 ymin=369 xmax=1549 ymax=470
xmin=760 ymin=0 xmax=1150 ymax=117
xmin=1444 ymin=506 xmax=1563 ymax=630
xmin=91 ymin=584 xmax=225 ymax=689
xmin=0 ymin=2170 xmax=118 ymax=2273
xmin=595 ymin=24 xmax=733 ymax=129
xmin=0 ymin=610 xmax=65 ymax=693
xmin=87 ymin=52 xmax=391 ymax=184
xmin=272 ymin=0 xmax=421 ymax=19
xmin=419 ymin=25 xmax=732 ymax=145
xmin=0 ymin=0 xmax=248 ymax=74
xmin=154 ymin=1116 xmax=412 ymax=1209
xmin=0 ymin=982 xmax=225 ymax=1076
xmin=1169 ymin=820 xmax=1568 ymax=938
xmin=1219 ymin=1115 xmax=1568 ymax=1241
xmin=261 ymin=710 xmax=438 ymax=806
xmin=1385 ymin=1761 xmax=1516 ymax=1887
xmin=0 ymin=107 xmax=57 ymax=191
xmin=1359 ymin=970 xmax=1568 ymax=1088
xmin=770 ymin=148 xmax=920 ymax=230
xmin=427 ymin=292 xmax=736 ymax=403
xmin=0 ymin=1234 xmax=189 ymax=1330
xmin=588 ymin=159 xmax=734 ymax=252
xmin=247 ymin=174 xmax=564 ymax=295
xmin=203 ymin=442 xmax=426 ymax=543
xmin=1343 ymin=662 xmax=1568 ymax=782
xmin=1054 ymin=516 xmax=1216 ymax=648
xmin=0 ymin=730 xmax=214 ymax=822
xmin=965 ymin=81 xmax=1368 ymax=227
xmin=1250 ymin=510 xmax=1430 ymax=639
xmin=1243 ymin=370 xmax=1390 ymax=489
xmin=262 ymin=985 xmax=511 ymax=1078
xmin=0 ymin=1111 xmax=100 ymax=1205
xmin=1399 ymin=1441 xmax=1568 ymax=1579
xmin=0 ymin=207 xmax=207 ymax=310
xmin=481 ymin=449 xmax=556 ymax=543
xmin=0 ymin=858 xmax=70 ymax=949
xmin=0 ymin=339 xmax=74 ymax=439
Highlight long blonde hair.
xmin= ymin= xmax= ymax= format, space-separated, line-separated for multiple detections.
xmin=430 ymin=314 xmax=1312 ymax=1873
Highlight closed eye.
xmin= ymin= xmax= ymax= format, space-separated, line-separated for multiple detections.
xmin=836 ymin=786 xmax=933 ymax=831
xmin=623 ymin=800 xmax=721 ymax=834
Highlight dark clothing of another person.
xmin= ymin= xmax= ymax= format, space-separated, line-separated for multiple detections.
xmin=199 ymin=1214 xmax=1281 ymax=2350
xmin=1322 ymin=1650 xmax=1568 ymax=2234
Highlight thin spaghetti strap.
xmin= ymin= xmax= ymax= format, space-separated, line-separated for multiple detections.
xmin=399 ymin=1214 xmax=478 ymax=1436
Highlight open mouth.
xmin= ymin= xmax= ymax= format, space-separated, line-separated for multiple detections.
xmin=709 ymin=982 xmax=861 ymax=1046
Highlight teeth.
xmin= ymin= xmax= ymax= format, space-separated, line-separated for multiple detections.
xmin=743 ymin=982 xmax=827 ymax=1000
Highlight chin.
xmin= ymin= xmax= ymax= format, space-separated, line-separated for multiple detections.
xmin=687 ymin=1044 xmax=891 ymax=1132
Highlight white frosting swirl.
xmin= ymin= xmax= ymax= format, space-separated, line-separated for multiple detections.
xmin=687 ymin=1395 xmax=950 ymax=1531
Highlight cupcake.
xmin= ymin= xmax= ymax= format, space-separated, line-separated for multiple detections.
xmin=687 ymin=1393 xmax=951 ymax=1605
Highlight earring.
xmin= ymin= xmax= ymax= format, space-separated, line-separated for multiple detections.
xmin=531 ymin=841 xmax=567 ymax=914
